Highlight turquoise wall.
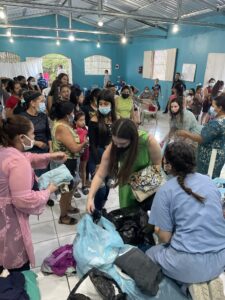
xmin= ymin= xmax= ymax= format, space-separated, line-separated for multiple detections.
xmin=1 ymin=14 xmax=225 ymax=108
xmin=125 ymin=15 xmax=225 ymax=108
xmin=0 ymin=15 xmax=125 ymax=89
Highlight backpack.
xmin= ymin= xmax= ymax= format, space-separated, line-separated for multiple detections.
xmin=67 ymin=268 xmax=127 ymax=300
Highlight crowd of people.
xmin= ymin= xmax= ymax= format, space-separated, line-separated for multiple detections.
xmin=1 ymin=69 xmax=225 ymax=298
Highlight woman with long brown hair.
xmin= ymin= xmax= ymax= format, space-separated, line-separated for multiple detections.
xmin=87 ymin=118 xmax=161 ymax=212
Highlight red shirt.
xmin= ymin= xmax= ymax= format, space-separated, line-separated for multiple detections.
xmin=76 ymin=127 xmax=88 ymax=143
xmin=6 ymin=95 xmax=19 ymax=109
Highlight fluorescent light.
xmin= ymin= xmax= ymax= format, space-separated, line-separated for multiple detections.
xmin=172 ymin=24 xmax=179 ymax=33
xmin=68 ymin=33 xmax=75 ymax=41
xmin=9 ymin=37 xmax=14 ymax=43
xmin=56 ymin=39 xmax=60 ymax=46
xmin=97 ymin=41 xmax=101 ymax=48
xmin=0 ymin=9 xmax=6 ymax=19
xmin=6 ymin=29 xmax=11 ymax=37
xmin=98 ymin=20 xmax=104 ymax=27
xmin=121 ymin=35 xmax=127 ymax=44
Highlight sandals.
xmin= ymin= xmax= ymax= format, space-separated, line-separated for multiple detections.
xmin=58 ymin=216 xmax=78 ymax=225
xmin=74 ymin=191 xmax=82 ymax=198
xmin=67 ymin=207 xmax=80 ymax=214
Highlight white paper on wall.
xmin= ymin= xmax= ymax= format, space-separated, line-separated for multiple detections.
xmin=204 ymin=53 xmax=225 ymax=85
xmin=182 ymin=64 xmax=196 ymax=82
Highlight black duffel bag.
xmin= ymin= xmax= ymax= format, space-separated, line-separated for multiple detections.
xmin=104 ymin=206 xmax=155 ymax=247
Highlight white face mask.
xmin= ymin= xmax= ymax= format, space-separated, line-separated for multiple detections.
xmin=30 ymin=81 xmax=36 ymax=86
xmin=22 ymin=135 xmax=35 ymax=151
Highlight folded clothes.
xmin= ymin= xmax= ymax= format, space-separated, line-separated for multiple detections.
xmin=38 ymin=164 xmax=73 ymax=190
xmin=114 ymin=247 xmax=163 ymax=296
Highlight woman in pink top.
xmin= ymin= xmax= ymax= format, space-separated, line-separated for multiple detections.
xmin=0 ymin=115 xmax=67 ymax=271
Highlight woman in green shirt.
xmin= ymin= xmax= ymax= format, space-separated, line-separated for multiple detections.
xmin=86 ymin=118 xmax=161 ymax=212
xmin=115 ymin=85 xmax=134 ymax=120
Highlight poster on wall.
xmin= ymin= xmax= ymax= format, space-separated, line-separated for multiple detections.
xmin=182 ymin=63 xmax=196 ymax=82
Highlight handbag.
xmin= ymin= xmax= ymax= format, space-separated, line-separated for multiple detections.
xmin=129 ymin=165 xmax=165 ymax=202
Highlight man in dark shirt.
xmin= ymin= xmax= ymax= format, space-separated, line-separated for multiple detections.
xmin=171 ymin=72 xmax=186 ymax=91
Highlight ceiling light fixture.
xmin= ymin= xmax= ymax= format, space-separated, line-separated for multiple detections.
xmin=98 ymin=19 xmax=104 ymax=27
xmin=68 ymin=33 xmax=75 ymax=41
xmin=56 ymin=39 xmax=60 ymax=46
xmin=96 ymin=41 xmax=101 ymax=48
xmin=172 ymin=24 xmax=179 ymax=33
xmin=6 ymin=28 xmax=11 ymax=37
xmin=121 ymin=35 xmax=127 ymax=44
xmin=9 ymin=37 xmax=14 ymax=43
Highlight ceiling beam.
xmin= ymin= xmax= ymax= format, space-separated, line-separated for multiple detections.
xmin=0 ymin=23 xmax=167 ymax=38
xmin=1 ymin=0 xmax=225 ymax=29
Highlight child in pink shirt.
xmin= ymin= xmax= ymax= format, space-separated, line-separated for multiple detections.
xmin=74 ymin=111 xmax=90 ymax=195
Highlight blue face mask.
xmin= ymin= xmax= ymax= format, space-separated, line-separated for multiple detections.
xmin=209 ymin=106 xmax=217 ymax=117
xmin=99 ymin=106 xmax=111 ymax=115
xmin=38 ymin=102 xmax=46 ymax=113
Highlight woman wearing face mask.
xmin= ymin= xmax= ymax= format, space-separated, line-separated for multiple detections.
xmin=21 ymin=91 xmax=52 ymax=177
xmin=201 ymin=78 xmax=215 ymax=125
xmin=177 ymin=95 xmax=225 ymax=178
xmin=88 ymin=89 xmax=117 ymax=211
xmin=27 ymin=76 xmax=41 ymax=92
xmin=140 ymin=86 xmax=152 ymax=100
xmin=50 ymin=101 xmax=88 ymax=225
xmin=5 ymin=80 xmax=22 ymax=117
xmin=87 ymin=118 xmax=161 ymax=212
xmin=146 ymin=141 xmax=225 ymax=296
xmin=0 ymin=115 xmax=66 ymax=272
xmin=115 ymin=85 xmax=134 ymax=121
xmin=82 ymin=88 xmax=101 ymax=126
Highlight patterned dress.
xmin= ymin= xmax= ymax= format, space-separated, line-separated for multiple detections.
xmin=197 ymin=116 xmax=225 ymax=178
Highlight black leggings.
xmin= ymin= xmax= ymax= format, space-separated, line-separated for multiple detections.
xmin=0 ymin=261 xmax=30 ymax=274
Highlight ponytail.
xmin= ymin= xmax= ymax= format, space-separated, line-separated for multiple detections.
xmin=177 ymin=174 xmax=205 ymax=203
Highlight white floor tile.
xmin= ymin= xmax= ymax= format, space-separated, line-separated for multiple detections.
xmin=54 ymin=217 xmax=79 ymax=237
xmin=58 ymin=234 xmax=76 ymax=246
xmin=37 ymin=273 xmax=70 ymax=300
xmin=29 ymin=206 xmax=53 ymax=225
xmin=33 ymin=238 xmax=59 ymax=267
xmin=31 ymin=220 xmax=57 ymax=243
xmin=67 ymin=274 xmax=80 ymax=292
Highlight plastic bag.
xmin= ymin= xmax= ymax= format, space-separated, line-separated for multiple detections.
xmin=73 ymin=214 xmax=124 ymax=274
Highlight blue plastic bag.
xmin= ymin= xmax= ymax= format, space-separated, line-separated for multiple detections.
xmin=74 ymin=214 xmax=124 ymax=274
xmin=73 ymin=214 xmax=189 ymax=300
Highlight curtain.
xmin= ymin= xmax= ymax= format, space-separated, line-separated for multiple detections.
xmin=165 ymin=48 xmax=177 ymax=81
xmin=204 ymin=53 xmax=225 ymax=85
xmin=143 ymin=51 xmax=154 ymax=79
xmin=0 ymin=58 xmax=43 ymax=79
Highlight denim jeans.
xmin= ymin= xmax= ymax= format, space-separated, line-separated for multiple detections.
xmin=89 ymin=147 xmax=110 ymax=210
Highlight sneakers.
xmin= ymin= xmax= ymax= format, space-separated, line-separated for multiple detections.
xmin=189 ymin=277 xmax=225 ymax=300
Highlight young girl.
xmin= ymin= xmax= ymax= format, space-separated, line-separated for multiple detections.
xmin=74 ymin=111 xmax=89 ymax=195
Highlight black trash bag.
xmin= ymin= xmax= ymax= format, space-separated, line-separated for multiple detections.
xmin=68 ymin=268 xmax=127 ymax=300
xmin=105 ymin=206 xmax=155 ymax=247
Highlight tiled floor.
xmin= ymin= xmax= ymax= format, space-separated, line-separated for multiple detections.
xmin=30 ymin=112 xmax=169 ymax=300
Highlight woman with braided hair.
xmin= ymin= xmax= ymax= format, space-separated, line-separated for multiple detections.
xmin=146 ymin=141 xmax=225 ymax=291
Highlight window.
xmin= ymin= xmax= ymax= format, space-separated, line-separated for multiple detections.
xmin=84 ymin=55 xmax=111 ymax=75
xmin=0 ymin=52 xmax=20 ymax=63
xmin=142 ymin=48 xmax=177 ymax=81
